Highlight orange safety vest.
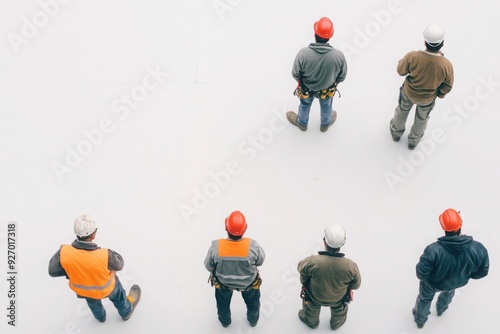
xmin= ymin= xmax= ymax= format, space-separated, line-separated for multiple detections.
xmin=60 ymin=245 xmax=116 ymax=299
xmin=217 ymin=238 xmax=251 ymax=257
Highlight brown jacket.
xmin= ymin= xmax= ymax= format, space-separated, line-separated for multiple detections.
xmin=397 ymin=50 xmax=454 ymax=104
xmin=298 ymin=251 xmax=361 ymax=305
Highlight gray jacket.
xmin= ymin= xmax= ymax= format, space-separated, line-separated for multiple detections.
xmin=204 ymin=238 xmax=265 ymax=289
xmin=292 ymin=43 xmax=347 ymax=91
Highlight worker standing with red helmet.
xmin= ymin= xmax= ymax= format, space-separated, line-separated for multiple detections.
xmin=287 ymin=17 xmax=347 ymax=133
xmin=412 ymin=209 xmax=489 ymax=329
xmin=204 ymin=211 xmax=266 ymax=328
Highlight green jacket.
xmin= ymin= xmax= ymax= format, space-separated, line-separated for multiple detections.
xmin=298 ymin=251 xmax=361 ymax=305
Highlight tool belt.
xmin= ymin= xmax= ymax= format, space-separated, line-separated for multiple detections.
xmin=343 ymin=286 xmax=353 ymax=304
xmin=300 ymin=285 xmax=353 ymax=304
xmin=300 ymin=285 xmax=312 ymax=301
xmin=208 ymin=273 xmax=221 ymax=289
xmin=320 ymin=82 xmax=340 ymax=99
xmin=208 ymin=272 xmax=262 ymax=291
xmin=293 ymin=85 xmax=310 ymax=99
xmin=294 ymin=82 xmax=340 ymax=100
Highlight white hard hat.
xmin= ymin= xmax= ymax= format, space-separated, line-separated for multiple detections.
xmin=74 ymin=214 xmax=97 ymax=237
xmin=423 ymin=23 xmax=445 ymax=45
xmin=324 ymin=224 xmax=346 ymax=248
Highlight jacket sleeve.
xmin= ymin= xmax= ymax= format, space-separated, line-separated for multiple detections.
xmin=254 ymin=241 xmax=266 ymax=267
xmin=336 ymin=53 xmax=348 ymax=83
xmin=48 ymin=249 xmax=68 ymax=278
xmin=297 ymin=257 xmax=311 ymax=286
xmin=108 ymin=249 xmax=124 ymax=271
xmin=416 ymin=245 xmax=434 ymax=280
xmin=204 ymin=244 xmax=217 ymax=272
xmin=437 ymin=66 xmax=454 ymax=98
xmin=470 ymin=243 xmax=489 ymax=279
xmin=291 ymin=51 xmax=302 ymax=82
xmin=350 ymin=263 xmax=361 ymax=290
xmin=397 ymin=53 xmax=410 ymax=76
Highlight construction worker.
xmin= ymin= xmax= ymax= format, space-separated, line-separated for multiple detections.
xmin=48 ymin=214 xmax=141 ymax=322
xmin=297 ymin=225 xmax=361 ymax=330
xmin=204 ymin=211 xmax=265 ymax=328
xmin=413 ymin=209 xmax=489 ymax=328
xmin=390 ymin=23 xmax=454 ymax=149
xmin=287 ymin=17 xmax=347 ymax=132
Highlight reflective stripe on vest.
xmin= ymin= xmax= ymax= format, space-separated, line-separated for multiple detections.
xmin=60 ymin=245 xmax=116 ymax=299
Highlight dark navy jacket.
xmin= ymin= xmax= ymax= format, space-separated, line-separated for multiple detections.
xmin=416 ymin=235 xmax=489 ymax=290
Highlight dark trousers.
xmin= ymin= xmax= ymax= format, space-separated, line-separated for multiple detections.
xmin=215 ymin=284 xmax=260 ymax=326
xmin=300 ymin=299 xmax=348 ymax=330
xmin=84 ymin=276 xmax=131 ymax=321
xmin=413 ymin=280 xmax=455 ymax=325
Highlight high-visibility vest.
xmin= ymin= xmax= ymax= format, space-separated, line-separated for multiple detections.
xmin=60 ymin=245 xmax=116 ymax=299
xmin=217 ymin=238 xmax=251 ymax=257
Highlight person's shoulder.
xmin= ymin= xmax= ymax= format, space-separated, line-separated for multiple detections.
xmin=405 ymin=50 xmax=421 ymax=57
xmin=424 ymin=240 xmax=442 ymax=252
xmin=470 ymin=238 xmax=488 ymax=250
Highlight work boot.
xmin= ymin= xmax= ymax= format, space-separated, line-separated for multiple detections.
xmin=122 ymin=284 xmax=141 ymax=321
xmin=248 ymin=311 xmax=259 ymax=327
xmin=320 ymin=110 xmax=337 ymax=132
xmin=437 ymin=306 xmax=448 ymax=316
xmin=286 ymin=112 xmax=307 ymax=131
xmin=97 ymin=313 xmax=106 ymax=323
xmin=298 ymin=310 xmax=318 ymax=329
xmin=389 ymin=120 xmax=400 ymax=141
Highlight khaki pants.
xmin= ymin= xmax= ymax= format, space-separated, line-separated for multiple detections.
xmin=390 ymin=86 xmax=436 ymax=146
xmin=300 ymin=299 xmax=348 ymax=330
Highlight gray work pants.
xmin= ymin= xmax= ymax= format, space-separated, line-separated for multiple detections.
xmin=390 ymin=85 xmax=436 ymax=146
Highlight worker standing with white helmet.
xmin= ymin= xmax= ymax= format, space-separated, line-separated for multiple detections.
xmin=297 ymin=224 xmax=361 ymax=330
xmin=390 ymin=23 xmax=454 ymax=149
xmin=48 ymin=214 xmax=141 ymax=322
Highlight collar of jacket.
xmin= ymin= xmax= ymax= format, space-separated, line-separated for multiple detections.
xmin=71 ymin=239 xmax=100 ymax=250
xmin=317 ymin=251 xmax=345 ymax=257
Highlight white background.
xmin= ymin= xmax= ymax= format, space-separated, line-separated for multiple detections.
xmin=1 ymin=0 xmax=499 ymax=333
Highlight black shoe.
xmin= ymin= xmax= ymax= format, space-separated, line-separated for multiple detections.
xmin=220 ymin=319 xmax=231 ymax=327
xmin=248 ymin=312 xmax=259 ymax=327
xmin=437 ymin=308 xmax=447 ymax=316
xmin=97 ymin=314 xmax=106 ymax=323
xmin=408 ymin=143 xmax=417 ymax=150
xmin=415 ymin=319 xmax=425 ymax=328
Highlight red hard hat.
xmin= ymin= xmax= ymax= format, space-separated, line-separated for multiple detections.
xmin=439 ymin=209 xmax=462 ymax=232
xmin=225 ymin=211 xmax=247 ymax=236
xmin=314 ymin=17 xmax=334 ymax=39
